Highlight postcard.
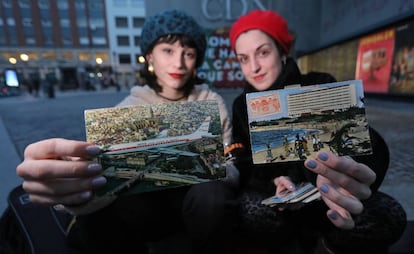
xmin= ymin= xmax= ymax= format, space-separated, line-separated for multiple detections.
xmin=261 ymin=182 xmax=320 ymax=206
xmin=246 ymin=80 xmax=373 ymax=164
xmin=261 ymin=182 xmax=321 ymax=210
xmin=84 ymin=100 xmax=225 ymax=197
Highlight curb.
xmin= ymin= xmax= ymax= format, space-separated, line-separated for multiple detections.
xmin=0 ymin=117 xmax=23 ymax=214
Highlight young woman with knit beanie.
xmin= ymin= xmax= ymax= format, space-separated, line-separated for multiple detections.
xmin=16 ymin=9 xmax=239 ymax=254
xmin=229 ymin=9 xmax=406 ymax=253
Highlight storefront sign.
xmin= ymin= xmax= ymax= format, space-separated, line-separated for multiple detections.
xmin=201 ymin=0 xmax=267 ymax=21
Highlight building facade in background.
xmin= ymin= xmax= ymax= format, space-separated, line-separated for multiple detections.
xmin=0 ymin=0 xmax=110 ymax=91
xmin=0 ymin=0 xmax=146 ymax=92
xmin=104 ymin=0 xmax=145 ymax=88
xmin=1 ymin=0 xmax=413 ymax=97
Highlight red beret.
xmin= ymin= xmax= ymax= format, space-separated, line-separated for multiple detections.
xmin=230 ymin=10 xmax=293 ymax=54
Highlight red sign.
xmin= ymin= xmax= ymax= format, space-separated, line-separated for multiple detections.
xmin=355 ymin=28 xmax=395 ymax=93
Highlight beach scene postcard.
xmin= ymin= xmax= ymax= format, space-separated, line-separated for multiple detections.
xmin=246 ymin=80 xmax=373 ymax=164
xmin=84 ymin=100 xmax=225 ymax=197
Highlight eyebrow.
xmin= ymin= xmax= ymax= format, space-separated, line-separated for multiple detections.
xmin=236 ymin=43 xmax=272 ymax=56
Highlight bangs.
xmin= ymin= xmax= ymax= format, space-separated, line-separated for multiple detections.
xmin=157 ymin=34 xmax=198 ymax=50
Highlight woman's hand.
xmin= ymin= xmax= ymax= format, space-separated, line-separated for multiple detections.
xmin=304 ymin=151 xmax=376 ymax=229
xmin=16 ymin=138 xmax=107 ymax=206
xmin=273 ymin=176 xmax=296 ymax=196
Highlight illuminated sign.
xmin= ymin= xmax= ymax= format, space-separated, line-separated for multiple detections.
xmin=198 ymin=27 xmax=245 ymax=88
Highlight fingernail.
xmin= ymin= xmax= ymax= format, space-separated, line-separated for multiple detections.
xmin=318 ymin=152 xmax=329 ymax=161
xmin=86 ymin=146 xmax=101 ymax=156
xmin=306 ymin=160 xmax=317 ymax=169
xmin=80 ymin=191 xmax=92 ymax=200
xmin=91 ymin=176 xmax=107 ymax=188
xmin=289 ymin=184 xmax=296 ymax=190
xmin=87 ymin=163 xmax=102 ymax=174
xmin=320 ymin=184 xmax=329 ymax=193
xmin=329 ymin=211 xmax=338 ymax=220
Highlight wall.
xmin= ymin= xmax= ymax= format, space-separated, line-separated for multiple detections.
xmin=144 ymin=0 xmax=322 ymax=56
xmin=318 ymin=0 xmax=414 ymax=51
xmin=145 ymin=0 xmax=414 ymax=56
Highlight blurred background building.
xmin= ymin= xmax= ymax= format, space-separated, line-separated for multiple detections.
xmin=0 ymin=0 xmax=413 ymax=98
xmin=0 ymin=0 xmax=108 ymax=91
xmin=0 ymin=0 xmax=146 ymax=93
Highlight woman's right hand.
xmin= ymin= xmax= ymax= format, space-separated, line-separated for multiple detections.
xmin=16 ymin=138 xmax=107 ymax=206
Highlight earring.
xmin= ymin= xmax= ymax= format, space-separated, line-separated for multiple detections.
xmin=148 ymin=63 xmax=154 ymax=74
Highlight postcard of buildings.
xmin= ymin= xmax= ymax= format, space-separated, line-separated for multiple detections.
xmin=84 ymin=100 xmax=225 ymax=197
xmin=246 ymin=80 xmax=373 ymax=164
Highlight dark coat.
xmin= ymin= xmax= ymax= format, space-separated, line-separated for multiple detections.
xmin=231 ymin=57 xmax=388 ymax=195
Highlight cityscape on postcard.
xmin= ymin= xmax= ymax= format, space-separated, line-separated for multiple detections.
xmin=84 ymin=100 xmax=225 ymax=196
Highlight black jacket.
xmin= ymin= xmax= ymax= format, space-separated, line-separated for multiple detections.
xmin=231 ymin=57 xmax=388 ymax=194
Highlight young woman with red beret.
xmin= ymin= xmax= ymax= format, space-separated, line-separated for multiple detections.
xmin=229 ymin=9 xmax=406 ymax=253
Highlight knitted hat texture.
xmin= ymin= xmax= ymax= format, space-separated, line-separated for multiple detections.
xmin=229 ymin=10 xmax=293 ymax=54
xmin=140 ymin=9 xmax=206 ymax=66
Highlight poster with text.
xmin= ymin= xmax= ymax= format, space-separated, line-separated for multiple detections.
xmin=197 ymin=27 xmax=245 ymax=88
xmin=355 ymin=28 xmax=395 ymax=93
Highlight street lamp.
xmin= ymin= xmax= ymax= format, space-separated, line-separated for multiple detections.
xmin=8 ymin=57 xmax=17 ymax=65
xmin=138 ymin=55 xmax=145 ymax=64
xmin=20 ymin=53 xmax=29 ymax=62
xmin=95 ymin=57 xmax=103 ymax=65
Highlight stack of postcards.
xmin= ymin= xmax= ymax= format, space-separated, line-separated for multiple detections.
xmin=261 ymin=182 xmax=321 ymax=209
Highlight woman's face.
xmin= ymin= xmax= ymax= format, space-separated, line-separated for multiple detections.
xmin=235 ymin=29 xmax=285 ymax=91
xmin=147 ymin=40 xmax=197 ymax=92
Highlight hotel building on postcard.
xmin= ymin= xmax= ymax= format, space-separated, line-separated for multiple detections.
xmin=286 ymin=84 xmax=358 ymax=117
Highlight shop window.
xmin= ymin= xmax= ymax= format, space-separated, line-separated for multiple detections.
xmin=119 ymin=54 xmax=131 ymax=64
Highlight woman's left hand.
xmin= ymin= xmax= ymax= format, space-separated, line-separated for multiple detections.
xmin=273 ymin=175 xmax=296 ymax=196
xmin=304 ymin=150 xmax=376 ymax=229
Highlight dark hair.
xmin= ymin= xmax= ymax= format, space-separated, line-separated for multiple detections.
xmin=140 ymin=34 xmax=204 ymax=95
xmin=271 ymin=37 xmax=286 ymax=58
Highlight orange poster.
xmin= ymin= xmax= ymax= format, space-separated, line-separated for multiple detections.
xmin=355 ymin=28 xmax=395 ymax=93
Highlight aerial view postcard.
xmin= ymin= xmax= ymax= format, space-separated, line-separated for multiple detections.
xmin=246 ymin=80 xmax=373 ymax=164
xmin=84 ymin=100 xmax=225 ymax=197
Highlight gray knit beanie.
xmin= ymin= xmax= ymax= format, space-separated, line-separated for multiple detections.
xmin=140 ymin=9 xmax=206 ymax=67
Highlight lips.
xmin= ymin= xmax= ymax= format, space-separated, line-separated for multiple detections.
xmin=253 ymin=74 xmax=266 ymax=82
xmin=169 ymin=73 xmax=184 ymax=79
